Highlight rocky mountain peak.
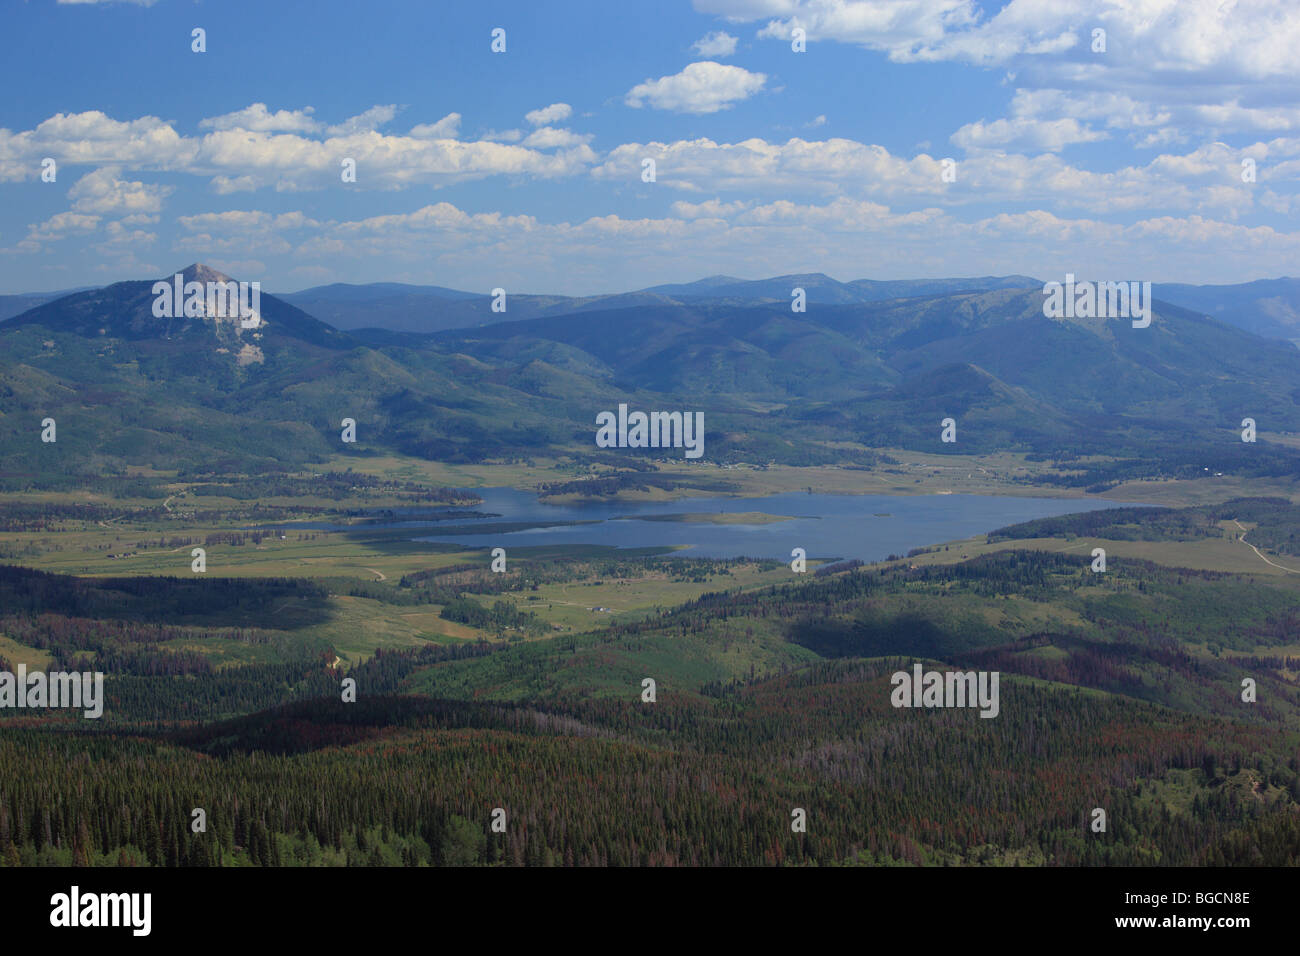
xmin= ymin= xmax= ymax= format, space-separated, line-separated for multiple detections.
xmin=178 ymin=263 xmax=237 ymax=285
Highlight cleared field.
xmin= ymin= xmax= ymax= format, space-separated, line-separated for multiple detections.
xmin=306 ymin=595 xmax=490 ymax=663
xmin=892 ymin=525 xmax=1300 ymax=579
xmin=324 ymin=449 xmax=1300 ymax=509
xmin=496 ymin=560 xmax=795 ymax=632
xmin=1098 ymin=475 xmax=1300 ymax=506
xmin=0 ymin=634 xmax=54 ymax=670
xmin=317 ymin=454 xmax=564 ymax=491
xmin=8 ymin=526 xmax=472 ymax=580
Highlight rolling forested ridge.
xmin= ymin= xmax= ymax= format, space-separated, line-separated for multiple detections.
xmin=0 ymin=506 xmax=1298 ymax=868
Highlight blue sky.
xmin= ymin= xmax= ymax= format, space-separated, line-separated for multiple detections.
xmin=2 ymin=0 xmax=1299 ymax=294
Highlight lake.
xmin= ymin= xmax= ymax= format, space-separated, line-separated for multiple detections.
xmin=402 ymin=488 xmax=1135 ymax=562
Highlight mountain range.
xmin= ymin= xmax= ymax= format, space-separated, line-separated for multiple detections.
xmin=9 ymin=272 xmax=1300 ymax=344
xmin=2 ymin=264 xmax=1298 ymax=490
xmin=1150 ymin=278 xmax=1300 ymax=345
xmin=0 ymin=287 xmax=100 ymax=323
xmin=271 ymin=272 xmax=1045 ymax=334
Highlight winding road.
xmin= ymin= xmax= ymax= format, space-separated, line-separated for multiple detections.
xmin=1231 ymin=519 xmax=1300 ymax=574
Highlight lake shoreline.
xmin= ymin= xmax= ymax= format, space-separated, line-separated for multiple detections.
xmin=408 ymin=487 xmax=1145 ymax=563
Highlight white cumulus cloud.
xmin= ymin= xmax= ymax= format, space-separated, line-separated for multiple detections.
xmin=624 ymin=62 xmax=767 ymax=114
xmin=525 ymin=103 xmax=573 ymax=126
xmin=692 ymin=31 xmax=738 ymax=57
xmin=68 ymin=167 xmax=173 ymax=215
xmin=951 ymin=116 xmax=1107 ymax=152
xmin=409 ymin=113 xmax=462 ymax=139
xmin=326 ymin=105 xmax=399 ymax=137
xmin=199 ymin=104 xmax=321 ymax=133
